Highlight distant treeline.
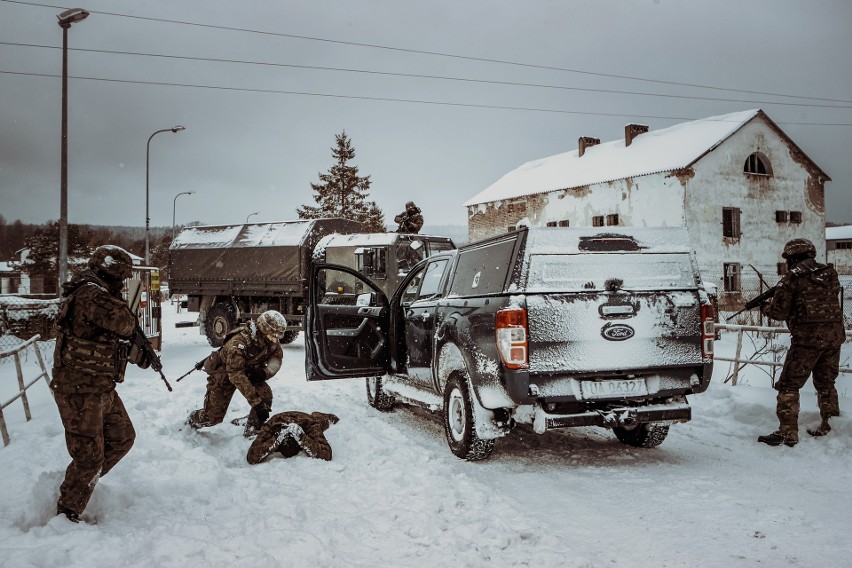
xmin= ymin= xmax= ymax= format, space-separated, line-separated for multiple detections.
xmin=0 ymin=215 xmax=170 ymax=261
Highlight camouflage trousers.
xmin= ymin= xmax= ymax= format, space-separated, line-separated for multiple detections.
xmin=774 ymin=344 xmax=841 ymax=441
xmin=187 ymin=372 xmax=272 ymax=431
xmin=53 ymin=389 xmax=136 ymax=515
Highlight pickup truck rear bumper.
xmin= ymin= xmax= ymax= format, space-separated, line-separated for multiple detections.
xmin=532 ymin=401 xmax=691 ymax=434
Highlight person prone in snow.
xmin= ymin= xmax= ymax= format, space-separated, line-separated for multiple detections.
xmin=246 ymin=411 xmax=339 ymax=463
xmin=186 ymin=310 xmax=286 ymax=437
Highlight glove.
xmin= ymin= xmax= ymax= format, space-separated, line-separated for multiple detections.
xmin=247 ymin=368 xmax=267 ymax=384
xmin=137 ymin=352 xmax=152 ymax=370
xmin=283 ymin=422 xmax=305 ymax=442
xmin=253 ymin=402 xmax=271 ymax=424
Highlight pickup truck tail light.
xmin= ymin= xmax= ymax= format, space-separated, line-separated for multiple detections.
xmin=496 ymin=307 xmax=528 ymax=369
xmin=701 ymin=303 xmax=714 ymax=361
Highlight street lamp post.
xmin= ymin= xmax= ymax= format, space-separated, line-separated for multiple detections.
xmin=172 ymin=191 xmax=195 ymax=240
xmin=146 ymin=125 xmax=185 ymax=265
xmin=246 ymin=212 xmax=259 ymax=224
xmin=57 ymin=8 xmax=89 ymax=291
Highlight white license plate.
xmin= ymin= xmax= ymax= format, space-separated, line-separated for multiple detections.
xmin=581 ymin=378 xmax=648 ymax=399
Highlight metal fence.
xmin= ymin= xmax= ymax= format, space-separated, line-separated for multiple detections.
xmin=714 ymin=273 xmax=852 ymax=328
xmin=0 ymin=334 xmax=51 ymax=446
xmin=0 ymin=294 xmax=61 ymax=356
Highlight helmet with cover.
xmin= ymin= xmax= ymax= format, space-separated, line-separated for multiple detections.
xmin=88 ymin=245 xmax=133 ymax=281
xmin=782 ymin=238 xmax=817 ymax=261
xmin=257 ymin=310 xmax=287 ymax=339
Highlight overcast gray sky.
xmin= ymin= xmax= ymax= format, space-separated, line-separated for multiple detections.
xmin=1 ymin=0 xmax=850 ymax=231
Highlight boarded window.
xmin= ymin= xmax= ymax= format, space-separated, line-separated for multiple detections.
xmin=837 ymin=241 xmax=852 ymax=250
xmin=592 ymin=216 xmax=604 ymax=227
xmin=789 ymin=211 xmax=802 ymax=224
xmin=722 ymin=207 xmax=741 ymax=238
xmin=606 ymin=214 xmax=619 ymax=226
xmin=558 ymin=220 xmax=569 ymax=227
xmin=744 ymin=153 xmax=772 ymax=176
xmin=546 ymin=221 xmax=558 ymax=227
xmin=775 ymin=210 xmax=788 ymax=223
xmin=723 ymin=262 xmax=741 ymax=292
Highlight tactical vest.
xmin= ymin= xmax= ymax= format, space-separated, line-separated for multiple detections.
xmin=789 ymin=263 xmax=842 ymax=326
xmin=54 ymin=283 xmax=123 ymax=377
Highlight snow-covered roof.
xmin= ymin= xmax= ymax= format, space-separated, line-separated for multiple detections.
xmin=826 ymin=225 xmax=852 ymax=241
xmin=464 ymin=109 xmax=761 ymax=206
xmin=171 ymin=221 xmax=314 ymax=249
xmin=0 ymin=261 xmax=16 ymax=273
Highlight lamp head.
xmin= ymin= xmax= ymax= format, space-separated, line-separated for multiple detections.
xmin=171 ymin=125 xmax=186 ymax=133
xmin=57 ymin=8 xmax=90 ymax=27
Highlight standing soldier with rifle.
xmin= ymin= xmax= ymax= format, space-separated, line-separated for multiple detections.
xmin=51 ymin=245 xmax=157 ymax=522
xmin=757 ymin=238 xmax=844 ymax=447
xmin=394 ymin=201 xmax=424 ymax=234
xmin=186 ymin=310 xmax=286 ymax=438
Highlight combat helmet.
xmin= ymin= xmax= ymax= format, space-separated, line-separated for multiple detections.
xmin=257 ymin=310 xmax=287 ymax=339
xmin=782 ymin=238 xmax=817 ymax=260
xmin=88 ymin=245 xmax=133 ymax=280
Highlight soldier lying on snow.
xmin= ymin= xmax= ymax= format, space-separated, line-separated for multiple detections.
xmin=247 ymin=411 xmax=339 ymax=463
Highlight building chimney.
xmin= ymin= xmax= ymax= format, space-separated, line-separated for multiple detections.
xmin=578 ymin=136 xmax=600 ymax=157
xmin=625 ymin=123 xmax=649 ymax=147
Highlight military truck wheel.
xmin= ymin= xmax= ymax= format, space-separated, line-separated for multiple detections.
xmin=443 ymin=375 xmax=494 ymax=461
xmin=613 ymin=423 xmax=670 ymax=448
xmin=279 ymin=330 xmax=300 ymax=344
xmin=366 ymin=376 xmax=395 ymax=411
xmin=206 ymin=303 xmax=236 ymax=347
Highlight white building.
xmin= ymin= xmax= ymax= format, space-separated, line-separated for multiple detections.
xmin=826 ymin=225 xmax=852 ymax=275
xmin=464 ymin=109 xmax=830 ymax=302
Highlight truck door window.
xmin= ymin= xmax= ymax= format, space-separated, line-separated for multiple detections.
xmin=417 ymin=259 xmax=449 ymax=300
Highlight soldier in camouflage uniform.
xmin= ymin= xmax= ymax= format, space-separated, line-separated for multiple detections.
xmin=394 ymin=201 xmax=424 ymax=234
xmin=51 ymin=245 xmax=147 ymax=523
xmin=246 ymin=411 xmax=339 ymax=464
xmin=758 ymin=238 xmax=844 ymax=447
xmin=186 ymin=310 xmax=286 ymax=437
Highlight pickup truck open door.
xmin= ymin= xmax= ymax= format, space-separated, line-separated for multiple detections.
xmin=305 ymin=264 xmax=391 ymax=380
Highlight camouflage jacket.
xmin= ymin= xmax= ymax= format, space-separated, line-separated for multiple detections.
xmin=762 ymin=259 xmax=845 ymax=349
xmin=51 ymin=269 xmax=137 ymax=394
xmin=247 ymin=411 xmax=338 ymax=463
xmin=209 ymin=324 xmax=283 ymax=407
xmin=394 ymin=210 xmax=424 ymax=234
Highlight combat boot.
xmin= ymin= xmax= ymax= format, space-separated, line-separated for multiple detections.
xmin=757 ymin=432 xmax=797 ymax=447
xmin=57 ymin=504 xmax=80 ymax=523
xmin=807 ymin=421 xmax=832 ymax=437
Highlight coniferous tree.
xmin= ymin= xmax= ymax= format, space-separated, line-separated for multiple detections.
xmin=298 ymin=131 xmax=386 ymax=233
xmin=20 ymin=222 xmax=93 ymax=293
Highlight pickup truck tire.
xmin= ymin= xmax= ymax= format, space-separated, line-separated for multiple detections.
xmin=366 ymin=376 xmax=395 ymax=410
xmin=443 ymin=374 xmax=494 ymax=461
xmin=613 ymin=423 xmax=670 ymax=448
xmin=206 ymin=303 xmax=236 ymax=347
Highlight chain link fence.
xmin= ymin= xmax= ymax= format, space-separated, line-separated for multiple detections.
xmin=715 ymin=272 xmax=852 ymax=329
xmin=0 ymin=295 xmax=61 ymax=359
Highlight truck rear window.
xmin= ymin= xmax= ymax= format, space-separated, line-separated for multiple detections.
xmin=525 ymin=253 xmax=697 ymax=292
xmin=449 ymin=239 xmax=516 ymax=296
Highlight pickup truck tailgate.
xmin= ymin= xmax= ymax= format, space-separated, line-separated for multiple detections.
xmin=525 ymin=290 xmax=703 ymax=373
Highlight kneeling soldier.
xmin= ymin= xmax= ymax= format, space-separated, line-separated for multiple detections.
xmin=187 ymin=310 xmax=286 ymax=437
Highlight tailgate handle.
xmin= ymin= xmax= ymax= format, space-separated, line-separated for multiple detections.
xmin=601 ymin=305 xmax=635 ymax=316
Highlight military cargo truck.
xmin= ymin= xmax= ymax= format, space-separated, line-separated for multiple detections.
xmin=169 ymin=218 xmax=455 ymax=346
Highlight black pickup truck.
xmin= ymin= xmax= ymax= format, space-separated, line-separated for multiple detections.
xmin=305 ymin=227 xmax=715 ymax=460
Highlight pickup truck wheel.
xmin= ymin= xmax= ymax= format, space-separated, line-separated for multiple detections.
xmin=443 ymin=375 xmax=494 ymax=461
xmin=613 ymin=423 xmax=670 ymax=448
xmin=205 ymin=304 xmax=236 ymax=347
xmin=279 ymin=330 xmax=300 ymax=345
xmin=366 ymin=376 xmax=395 ymax=411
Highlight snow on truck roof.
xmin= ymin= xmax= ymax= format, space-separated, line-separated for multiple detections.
xmin=171 ymin=220 xmax=335 ymax=249
xmin=523 ymin=226 xmax=693 ymax=255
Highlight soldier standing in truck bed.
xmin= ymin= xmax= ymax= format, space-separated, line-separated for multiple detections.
xmin=394 ymin=201 xmax=424 ymax=234
xmin=187 ymin=310 xmax=286 ymax=437
xmin=758 ymin=238 xmax=844 ymax=447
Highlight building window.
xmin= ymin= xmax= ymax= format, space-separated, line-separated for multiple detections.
xmin=606 ymin=214 xmax=619 ymax=226
xmin=837 ymin=241 xmax=852 ymax=250
xmin=789 ymin=211 xmax=802 ymax=224
xmin=722 ymin=207 xmax=741 ymax=239
xmin=507 ymin=226 xmax=515 ymax=232
xmin=592 ymin=216 xmax=605 ymax=227
xmin=777 ymin=263 xmax=788 ymax=275
xmin=775 ymin=210 xmax=788 ymax=223
xmin=744 ymin=152 xmax=772 ymax=176
xmin=558 ymin=220 xmax=569 ymax=227
xmin=723 ymin=263 xmax=741 ymax=292
xmin=546 ymin=221 xmax=557 ymax=227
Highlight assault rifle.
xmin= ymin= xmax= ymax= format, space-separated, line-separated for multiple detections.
xmin=725 ymin=286 xmax=777 ymax=322
xmin=176 ymin=358 xmax=207 ymax=382
xmin=130 ymin=324 xmax=173 ymax=392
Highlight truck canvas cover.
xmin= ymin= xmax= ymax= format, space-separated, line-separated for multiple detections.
xmin=170 ymin=218 xmax=360 ymax=294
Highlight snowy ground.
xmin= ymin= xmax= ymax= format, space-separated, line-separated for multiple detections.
xmin=1 ymin=305 xmax=850 ymax=568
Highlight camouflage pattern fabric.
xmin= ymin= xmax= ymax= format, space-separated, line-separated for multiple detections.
xmin=761 ymin=258 xmax=844 ymax=440
xmin=54 ymin=390 xmax=136 ymax=514
xmin=50 ymin=269 xmax=139 ymax=516
xmin=187 ymin=324 xmax=282 ymax=430
xmin=394 ymin=208 xmax=424 ymax=234
xmin=247 ymin=411 xmax=339 ymax=464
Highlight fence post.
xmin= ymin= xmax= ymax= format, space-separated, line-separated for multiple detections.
xmin=13 ymin=351 xmax=32 ymax=421
xmin=731 ymin=329 xmax=745 ymax=386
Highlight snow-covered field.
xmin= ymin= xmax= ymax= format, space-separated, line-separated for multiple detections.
xmin=1 ymin=305 xmax=850 ymax=568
